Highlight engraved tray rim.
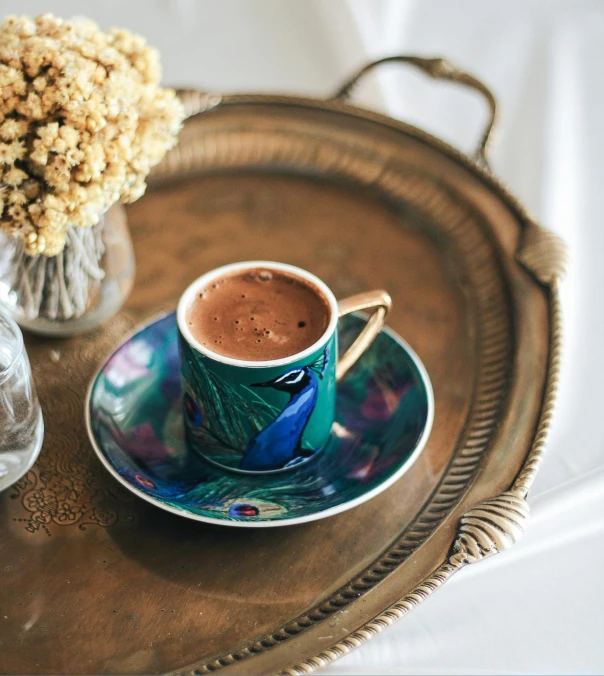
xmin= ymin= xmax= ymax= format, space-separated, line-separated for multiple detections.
xmin=149 ymin=90 xmax=565 ymax=676
xmin=1 ymin=81 xmax=565 ymax=675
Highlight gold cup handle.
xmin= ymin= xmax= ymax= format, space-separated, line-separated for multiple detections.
xmin=336 ymin=290 xmax=392 ymax=382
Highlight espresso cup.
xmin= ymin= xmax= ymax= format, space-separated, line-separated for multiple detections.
xmin=177 ymin=261 xmax=391 ymax=473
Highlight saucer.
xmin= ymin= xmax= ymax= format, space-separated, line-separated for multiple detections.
xmin=86 ymin=313 xmax=433 ymax=527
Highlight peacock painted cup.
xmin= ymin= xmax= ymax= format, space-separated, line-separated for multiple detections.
xmin=177 ymin=261 xmax=391 ymax=474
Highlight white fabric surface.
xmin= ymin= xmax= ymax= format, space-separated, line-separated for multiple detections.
xmin=1 ymin=1 xmax=602 ymax=673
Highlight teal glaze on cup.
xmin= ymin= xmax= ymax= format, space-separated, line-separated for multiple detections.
xmin=177 ymin=261 xmax=391 ymax=474
xmin=179 ymin=332 xmax=337 ymax=473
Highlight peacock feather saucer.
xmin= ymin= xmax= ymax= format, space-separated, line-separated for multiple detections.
xmin=86 ymin=312 xmax=433 ymax=527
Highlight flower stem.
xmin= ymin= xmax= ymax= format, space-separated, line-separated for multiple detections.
xmin=13 ymin=220 xmax=105 ymax=322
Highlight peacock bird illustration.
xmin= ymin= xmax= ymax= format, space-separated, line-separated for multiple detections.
xmin=240 ymin=346 xmax=330 ymax=472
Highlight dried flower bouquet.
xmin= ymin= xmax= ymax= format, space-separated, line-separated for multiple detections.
xmin=0 ymin=14 xmax=184 ymax=321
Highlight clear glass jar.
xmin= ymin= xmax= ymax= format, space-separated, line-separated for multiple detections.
xmin=0 ymin=307 xmax=43 ymax=492
xmin=0 ymin=204 xmax=135 ymax=337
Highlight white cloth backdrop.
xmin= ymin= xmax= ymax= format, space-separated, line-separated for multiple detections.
xmin=1 ymin=1 xmax=602 ymax=673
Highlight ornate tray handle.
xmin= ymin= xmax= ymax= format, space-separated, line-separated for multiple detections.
xmin=281 ymin=493 xmax=534 ymax=676
xmin=177 ymin=89 xmax=222 ymax=118
xmin=332 ymin=55 xmax=498 ymax=170
xmin=176 ymin=56 xmax=497 ymax=169
xmin=330 ymin=57 xmax=570 ymax=287
xmin=281 ymin=497 xmax=531 ymax=676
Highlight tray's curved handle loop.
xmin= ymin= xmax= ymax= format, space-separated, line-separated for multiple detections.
xmin=332 ymin=56 xmax=497 ymax=170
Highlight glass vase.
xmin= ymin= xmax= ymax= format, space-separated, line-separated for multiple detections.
xmin=0 ymin=204 xmax=135 ymax=337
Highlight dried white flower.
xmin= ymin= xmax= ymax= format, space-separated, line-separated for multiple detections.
xmin=0 ymin=13 xmax=184 ymax=255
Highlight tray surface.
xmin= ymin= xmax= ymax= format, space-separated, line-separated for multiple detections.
xmin=0 ymin=88 xmax=562 ymax=675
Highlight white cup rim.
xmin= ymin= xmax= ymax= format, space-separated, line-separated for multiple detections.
xmin=176 ymin=261 xmax=339 ymax=368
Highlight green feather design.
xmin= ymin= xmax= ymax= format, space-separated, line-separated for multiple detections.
xmin=181 ymin=340 xmax=280 ymax=454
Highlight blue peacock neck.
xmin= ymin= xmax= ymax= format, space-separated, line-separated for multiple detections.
xmin=240 ymin=369 xmax=319 ymax=471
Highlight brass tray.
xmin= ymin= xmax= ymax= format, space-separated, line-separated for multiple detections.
xmin=0 ymin=57 xmax=565 ymax=675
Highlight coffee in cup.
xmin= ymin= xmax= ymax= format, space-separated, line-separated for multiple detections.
xmin=185 ymin=267 xmax=330 ymax=361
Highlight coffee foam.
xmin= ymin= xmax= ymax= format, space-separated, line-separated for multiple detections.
xmin=185 ymin=268 xmax=330 ymax=361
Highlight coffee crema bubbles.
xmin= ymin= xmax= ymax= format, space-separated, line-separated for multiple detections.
xmin=185 ymin=268 xmax=331 ymax=361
